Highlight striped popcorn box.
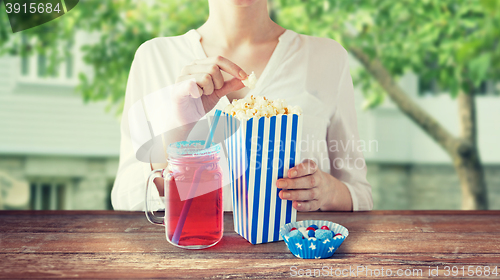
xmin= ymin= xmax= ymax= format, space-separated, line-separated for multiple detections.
xmin=224 ymin=113 xmax=303 ymax=244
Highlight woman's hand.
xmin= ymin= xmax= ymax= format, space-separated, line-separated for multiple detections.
xmin=277 ymin=159 xmax=353 ymax=211
xmin=176 ymin=56 xmax=247 ymax=113
xmin=156 ymin=56 xmax=247 ymax=171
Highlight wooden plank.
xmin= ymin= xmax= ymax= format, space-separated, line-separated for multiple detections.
xmin=2 ymin=211 xmax=500 ymax=279
xmin=4 ymin=210 xmax=500 ymax=218
xmin=1 ymin=231 xmax=500 ymax=254
xmin=2 ymin=211 xmax=500 ymax=234
xmin=1 ymin=253 xmax=499 ymax=279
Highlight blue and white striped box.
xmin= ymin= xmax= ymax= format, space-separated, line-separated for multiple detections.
xmin=224 ymin=113 xmax=303 ymax=244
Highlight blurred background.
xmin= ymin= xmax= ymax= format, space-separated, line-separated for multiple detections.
xmin=0 ymin=0 xmax=498 ymax=210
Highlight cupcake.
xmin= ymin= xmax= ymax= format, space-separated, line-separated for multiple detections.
xmin=280 ymin=220 xmax=349 ymax=259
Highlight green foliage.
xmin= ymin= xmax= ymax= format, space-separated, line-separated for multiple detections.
xmin=75 ymin=1 xmax=208 ymax=113
xmin=0 ymin=0 xmax=208 ymax=114
xmin=274 ymin=0 xmax=499 ymax=104
xmin=0 ymin=0 xmax=498 ymax=113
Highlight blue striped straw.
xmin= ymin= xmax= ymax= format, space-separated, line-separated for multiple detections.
xmin=171 ymin=110 xmax=222 ymax=245
xmin=204 ymin=110 xmax=222 ymax=149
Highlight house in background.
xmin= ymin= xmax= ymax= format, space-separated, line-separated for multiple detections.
xmin=0 ymin=33 xmax=120 ymax=210
xmin=0 ymin=34 xmax=499 ymax=210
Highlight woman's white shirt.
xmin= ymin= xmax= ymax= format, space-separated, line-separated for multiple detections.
xmin=111 ymin=29 xmax=373 ymax=212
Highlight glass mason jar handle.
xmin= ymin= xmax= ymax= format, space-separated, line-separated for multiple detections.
xmin=145 ymin=168 xmax=168 ymax=225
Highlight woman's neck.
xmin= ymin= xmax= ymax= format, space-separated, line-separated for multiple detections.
xmin=198 ymin=0 xmax=284 ymax=48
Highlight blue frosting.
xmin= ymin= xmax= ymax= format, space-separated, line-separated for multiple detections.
xmin=286 ymin=230 xmax=303 ymax=240
xmin=167 ymin=140 xmax=221 ymax=157
xmin=315 ymin=229 xmax=333 ymax=240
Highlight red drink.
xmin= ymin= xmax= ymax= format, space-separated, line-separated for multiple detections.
xmin=164 ymin=143 xmax=223 ymax=249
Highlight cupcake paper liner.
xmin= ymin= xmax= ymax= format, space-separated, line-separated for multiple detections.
xmin=280 ymin=220 xmax=349 ymax=259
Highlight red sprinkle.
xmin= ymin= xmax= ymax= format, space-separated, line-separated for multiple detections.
xmin=321 ymin=225 xmax=330 ymax=230
xmin=290 ymin=227 xmax=297 ymax=231
xmin=306 ymin=227 xmax=316 ymax=231
xmin=334 ymin=233 xmax=343 ymax=237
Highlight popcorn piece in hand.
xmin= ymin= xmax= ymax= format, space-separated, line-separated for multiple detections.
xmin=241 ymin=71 xmax=257 ymax=89
xmin=224 ymin=95 xmax=302 ymax=120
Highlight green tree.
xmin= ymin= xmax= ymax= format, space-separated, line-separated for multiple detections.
xmin=0 ymin=0 xmax=209 ymax=111
xmin=274 ymin=0 xmax=499 ymax=209
xmin=1 ymin=0 xmax=498 ymax=209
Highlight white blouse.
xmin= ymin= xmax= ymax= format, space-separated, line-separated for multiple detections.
xmin=111 ymin=29 xmax=373 ymax=212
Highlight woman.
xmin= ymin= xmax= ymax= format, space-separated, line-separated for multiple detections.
xmin=112 ymin=0 xmax=373 ymax=212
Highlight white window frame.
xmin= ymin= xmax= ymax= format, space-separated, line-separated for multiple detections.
xmin=18 ymin=38 xmax=79 ymax=87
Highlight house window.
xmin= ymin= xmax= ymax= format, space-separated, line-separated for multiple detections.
xmin=419 ymin=78 xmax=439 ymax=96
xmin=19 ymin=37 xmax=76 ymax=84
xmin=21 ymin=35 xmax=29 ymax=76
xmin=30 ymin=181 xmax=73 ymax=210
xmin=66 ymin=40 xmax=74 ymax=79
xmin=37 ymin=54 xmax=47 ymax=77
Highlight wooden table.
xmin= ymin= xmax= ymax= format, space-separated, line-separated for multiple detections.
xmin=1 ymin=211 xmax=500 ymax=279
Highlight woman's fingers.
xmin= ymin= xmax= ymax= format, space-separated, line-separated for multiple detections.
xmin=178 ymin=56 xmax=246 ymax=98
xmin=276 ymin=159 xmax=324 ymax=212
xmin=200 ymin=78 xmax=245 ymax=113
xmin=195 ymin=73 xmax=215 ymax=96
xmin=288 ymin=159 xmax=318 ymax=178
xmin=277 ymin=173 xmax=320 ymax=190
xmin=178 ymin=73 xmax=215 ymax=96
xmin=213 ymin=77 xmax=245 ymax=99
xmin=194 ymin=56 xmax=247 ymax=79
xmin=293 ymin=200 xmax=321 ymax=212
xmin=180 ymin=64 xmax=225 ymax=90
xmin=279 ymin=187 xmax=319 ymax=201
xmin=172 ymin=77 xmax=203 ymax=98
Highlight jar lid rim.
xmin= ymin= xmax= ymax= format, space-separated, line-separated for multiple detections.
xmin=167 ymin=140 xmax=221 ymax=157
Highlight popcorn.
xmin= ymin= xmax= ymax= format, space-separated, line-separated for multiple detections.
xmin=289 ymin=105 xmax=303 ymax=115
xmin=223 ymin=95 xmax=302 ymax=120
xmin=241 ymin=71 xmax=257 ymax=89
